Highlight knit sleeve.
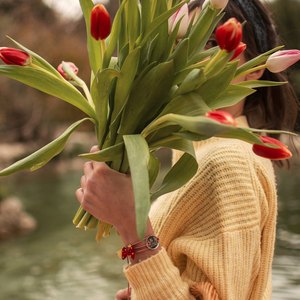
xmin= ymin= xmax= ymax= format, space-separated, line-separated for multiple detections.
xmin=124 ymin=140 xmax=276 ymax=300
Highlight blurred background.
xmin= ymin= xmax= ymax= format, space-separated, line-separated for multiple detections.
xmin=0 ymin=0 xmax=299 ymax=299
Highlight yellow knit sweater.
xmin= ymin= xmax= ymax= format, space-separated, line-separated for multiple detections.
xmin=124 ymin=116 xmax=277 ymax=300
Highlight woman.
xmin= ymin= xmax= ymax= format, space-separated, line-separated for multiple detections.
xmin=76 ymin=1 xmax=299 ymax=299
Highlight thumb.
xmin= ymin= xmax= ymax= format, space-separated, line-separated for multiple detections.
xmin=90 ymin=145 xmax=100 ymax=153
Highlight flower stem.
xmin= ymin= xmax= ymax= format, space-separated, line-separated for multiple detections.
xmin=73 ymin=205 xmax=85 ymax=224
xmin=101 ymin=39 xmax=106 ymax=62
xmin=186 ymin=58 xmax=210 ymax=70
xmin=103 ymin=224 xmax=113 ymax=237
xmin=151 ymin=0 xmax=157 ymax=21
xmin=96 ymin=221 xmax=107 ymax=242
xmin=204 ymin=49 xmax=225 ymax=74
xmin=233 ymin=64 xmax=267 ymax=81
xmin=76 ymin=211 xmax=91 ymax=228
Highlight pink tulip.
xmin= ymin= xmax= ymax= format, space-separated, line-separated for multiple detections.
xmin=168 ymin=3 xmax=189 ymax=39
xmin=266 ymin=50 xmax=300 ymax=73
xmin=90 ymin=4 xmax=111 ymax=41
xmin=252 ymin=136 xmax=292 ymax=160
xmin=230 ymin=42 xmax=247 ymax=61
xmin=0 ymin=47 xmax=31 ymax=66
xmin=57 ymin=62 xmax=79 ymax=80
xmin=203 ymin=0 xmax=229 ymax=10
xmin=204 ymin=111 xmax=238 ymax=126
xmin=216 ymin=18 xmax=242 ymax=53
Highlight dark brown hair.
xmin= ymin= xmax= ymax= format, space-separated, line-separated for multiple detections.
xmin=189 ymin=0 xmax=300 ymax=168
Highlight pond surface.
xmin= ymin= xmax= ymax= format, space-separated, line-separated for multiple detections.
xmin=0 ymin=159 xmax=299 ymax=300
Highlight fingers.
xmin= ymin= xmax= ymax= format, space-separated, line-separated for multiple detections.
xmin=83 ymin=161 xmax=93 ymax=179
xmin=90 ymin=145 xmax=100 ymax=153
xmin=80 ymin=175 xmax=86 ymax=191
xmin=115 ymin=288 xmax=129 ymax=300
xmin=75 ymin=187 xmax=84 ymax=203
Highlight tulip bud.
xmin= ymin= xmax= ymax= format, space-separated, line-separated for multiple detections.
xmin=0 ymin=47 xmax=31 ymax=66
xmin=266 ymin=50 xmax=300 ymax=73
xmin=230 ymin=42 xmax=247 ymax=61
xmin=90 ymin=4 xmax=111 ymax=41
xmin=203 ymin=0 xmax=229 ymax=10
xmin=204 ymin=111 xmax=238 ymax=126
xmin=168 ymin=3 xmax=189 ymax=39
xmin=216 ymin=18 xmax=242 ymax=53
xmin=57 ymin=62 xmax=79 ymax=80
xmin=252 ymin=136 xmax=292 ymax=160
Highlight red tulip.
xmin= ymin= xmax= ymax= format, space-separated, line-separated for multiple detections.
xmin=266 ymin=50 xmax=300 ymax=73
xmin=90 ymin=4 xmax=111 ymax=41
xmin=0 ymin=47 xmax=31 ymax=66
xmin=230 ymin=42 xmax=247 ymax=61
xmin=204 ymin=111 xmax=238 ymax=126
xmin=252 ymin=136 xmax=292 ymax=160
xmin=57 ymin=62 xmax=79 ymax=80
xmin=216 ymin=18 xmax=242 ymax=53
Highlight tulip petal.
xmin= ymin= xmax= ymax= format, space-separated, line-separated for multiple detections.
xmin=266 ymin=50 xmax=300 ymax=73
xmin=252 ymin=136 xmax=292 ymax=160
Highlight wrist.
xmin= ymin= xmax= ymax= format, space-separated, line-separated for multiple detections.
xmin=118 ymin=218 xmax=154 ymax=246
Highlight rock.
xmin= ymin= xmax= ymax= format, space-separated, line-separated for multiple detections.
xmin=0 ymin=196 xmax=37 ymax=242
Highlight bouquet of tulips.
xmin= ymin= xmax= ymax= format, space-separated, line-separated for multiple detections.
xmin=0 ymin=0 xmax=299 ymax=241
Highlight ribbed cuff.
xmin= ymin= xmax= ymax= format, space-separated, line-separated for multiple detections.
xmin=124 ymin=248 xmax=190 ymax=299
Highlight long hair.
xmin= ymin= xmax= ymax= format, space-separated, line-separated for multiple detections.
xmin=188 ymin=0 xmax=300 ymax=169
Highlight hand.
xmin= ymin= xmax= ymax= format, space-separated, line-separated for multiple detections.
xmin=115 ymin=288 xmax=130 ymax=300
xmin=75 ymin=146 xmax=136 ymax=234
xmin=76 ymin=146 xmax=161 ymax=264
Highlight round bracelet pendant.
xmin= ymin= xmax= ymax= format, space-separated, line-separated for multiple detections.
xmin=145 ymin=235 xmax=159 ymax=250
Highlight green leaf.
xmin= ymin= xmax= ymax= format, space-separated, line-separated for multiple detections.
xmin=187 ymin=46 xmax=218 ymax=69
xmin=112 ymin=47 xmax=141 ymax=122
xmin=123 ymin=135 xmax=150 ymax=240
xmin=0 ymin=118 xmax=93 ymax=177
xmin=137 ymin=0 xmax=189 ymax=48
xmin=149 ymin=0 xmax=168 ymax=64
xmin=79 ymin=142 xmax=125 ymax=161
xmin=234 ymin=45 xmax=284 ymax=78
xmin=216 ymin=128 xmax=263 ymax=144
xmin=118 ymin=60 xmax=175 ymax=138
xmin=0 ymin=65 xmax=97 ymax=120
xmin=188 ymin=5 xmax=220 ymax=56
xmin=167 ymin=38 xmax=189 ymax=73
xmin=149 ymin=153 xmax=160 ymax=190
xmin=173 ymin=68 xmax=201 ymax=86
xmin=150 ymin=137 xmax=195 ymax=157
xmin=8 ymin=37 xmax=62 ymax=79
xmin=128 ymin=0 xmax=140 ymax=52
xmin=143 ymin=114 xmax=235 ymax=137
xmin=157 ymin=92 xmax=210 ymax=118
xmin=174 ymin=131 xmax=210 ymax=141
xmin=150 ymin=152 xmax=198 ymax=201
xmin=234 ymin=80 xmax=287 ymax=89
xmin=146 ymin=125 xmax=181 ymax=145
xmin=91 ymin=69 xmax=121 ymax=147
xmin=195 ymin=61 xmax=239 ymax=107
xmin=173 ymin=69 xmax=206 ymax=97
xmin=79 ymin=0 xmax=102 ymax=76
xmin=209 ymin=85 xmax=255 ymax=109
xmin=102 ymin=0 xmax=127 ymax=69
xmin=141 ymin=0 xmax=152 ymax=34
xmin=162 ymin=15 xmax=183 ymax=61
xmin=187 ymin=13 xmax=224 ymax=65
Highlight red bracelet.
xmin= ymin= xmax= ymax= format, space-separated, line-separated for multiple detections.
xmin=121 ymin=235 xmax=159 ymax=260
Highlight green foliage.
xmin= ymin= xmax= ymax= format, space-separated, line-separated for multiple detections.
xmin=0 ymin=118 xmax=93 ymax=176
xmin=0 ymin=0 xmax=296 ymax=241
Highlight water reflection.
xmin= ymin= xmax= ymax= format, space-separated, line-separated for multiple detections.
xmin=0 ymin=160 xmax=299 ymax=299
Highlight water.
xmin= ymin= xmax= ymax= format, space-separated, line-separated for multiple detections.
xmin=0 ymin=160 xmax=299 ymax=300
